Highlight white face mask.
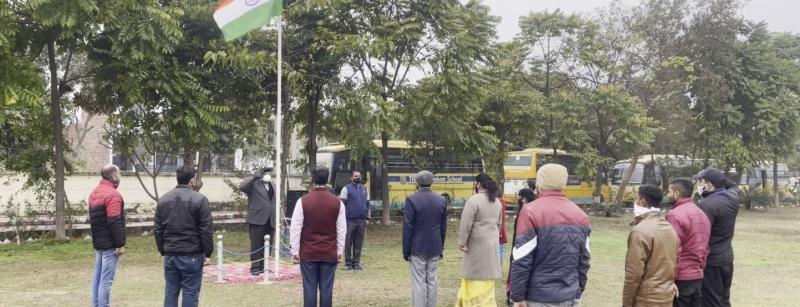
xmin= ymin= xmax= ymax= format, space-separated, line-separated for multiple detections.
xmin=263 ymin=174 xmax=272 ymax=182
xmin=633 ymin=201 xmax=649 ymax=217
xmin=633 ymin=201 xmax=659 ymax=217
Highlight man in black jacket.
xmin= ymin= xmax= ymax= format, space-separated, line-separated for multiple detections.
xmin=239 ymin=167 xmax=276 ymax=275
xmin=403 ymin=170 xmax=447 ymax=307
xmin=693 ymin=168 xmax=739 ymax=307
xmin=154 ymin=165 xmax=214 ymax=307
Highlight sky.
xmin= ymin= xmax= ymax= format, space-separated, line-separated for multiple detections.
xmin=482 ymin=0 xmax=800 ymax=42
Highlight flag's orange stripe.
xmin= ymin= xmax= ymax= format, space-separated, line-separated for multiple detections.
xmin=214 ymin=0 xmax=235 ymax=12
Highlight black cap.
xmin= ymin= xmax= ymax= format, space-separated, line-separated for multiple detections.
xmin=693 ymin=167 xmax=733 ymax=187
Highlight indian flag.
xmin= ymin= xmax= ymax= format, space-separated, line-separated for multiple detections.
xmin=213 ymin=0 xmax=283 ymax=42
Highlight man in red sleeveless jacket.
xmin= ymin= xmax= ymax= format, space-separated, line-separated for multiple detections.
xmin=290 ymin=167 xmax=347 ymax=307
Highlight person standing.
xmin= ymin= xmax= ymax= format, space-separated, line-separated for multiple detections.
xmin=291 ymin=167 xmax=347 ymax=307
xmin=154 ymin=165 xmax=214 ymax=307
xmin=498 ymin=196 xmax=508 ymax=268
xmin=506 ymin=187 xmax=536 ymax=306
xmin=455 ymin=173 xmax=503 ymax=306
xmin=339 ymin=170 xmax=369 ymax=271
xmin=88 ymin=164 xmax=126 ymax=307
xmin=623 ymin=185 xmax=679 ymax=307
xmin=509 ymin=164 xmax=591 ymax=307
xmin=693 ymin=168 xmax=739 ymax=307
xmin=239 ymin=167 xmax=276 ymax=275
xmin=403 ymin=170 xmax=448 ymax=307
xmin=665 ymin=178 xmax=711 ymax=307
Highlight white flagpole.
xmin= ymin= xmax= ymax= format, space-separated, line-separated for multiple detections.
xmin=273 ymin=15 xmax=283 ymax=280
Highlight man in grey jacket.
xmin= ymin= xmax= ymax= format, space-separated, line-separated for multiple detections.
xmin=239 ymin=167 xmax=276 ymax=275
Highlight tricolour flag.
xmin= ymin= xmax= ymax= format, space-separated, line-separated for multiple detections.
xmin=213 ymin=0 xmax=283 ymax=42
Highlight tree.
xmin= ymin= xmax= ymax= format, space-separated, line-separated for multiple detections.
xmin=329 ymin=0 xmax=497 ymax=224
xmin=3 ymin=0 xmax=185 ymax=239
xmin=0 ymin=2 xmax=52 ymax=190
xmin=474 ymin=42 xmax=544 ymax=183
xmin=516 ymin=10 xmax=588 ymax=158
xmin=577 ymin=86 xmax=658 ymax=202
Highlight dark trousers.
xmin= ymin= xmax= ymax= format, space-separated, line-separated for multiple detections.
xmin=300 ymin=260 xmax=337 ymax=307
xmin=702 ymin=264 xmax=734 ymax=307
xmin=345 ymin=220 xmax=365 ymax=266
xmin=674 ymin=279 xmax=703 ymax=307
xmin=164 ymin=255 xmax=204 ymax=307
xmin=249 ymin=223 xmax=275 ymax=274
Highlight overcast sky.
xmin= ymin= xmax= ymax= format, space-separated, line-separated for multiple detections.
xmin=483 ymin=0 xmax=800 ymax=42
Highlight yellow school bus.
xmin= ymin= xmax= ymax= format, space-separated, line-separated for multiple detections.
xmin=503 ymin=148 xmax=608 ymax=205
xmin=316 ymin=140 xmax=483 ymax=213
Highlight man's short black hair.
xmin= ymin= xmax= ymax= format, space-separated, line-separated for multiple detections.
xmin=638 ymin=184 xmax=663 ymax=207
xmin=177 ymin=165 xmax=196 ymax=185
xmin=312 ymin=167 xmax=330 ymax=185
xmin=670 ymin=178 xmax=694 ymax=198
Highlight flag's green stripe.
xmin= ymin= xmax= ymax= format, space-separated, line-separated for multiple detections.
xmin=221 ymin=0 xmax=283 ymax=42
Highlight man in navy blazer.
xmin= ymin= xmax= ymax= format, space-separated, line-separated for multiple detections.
xmin=403 ymin=170 xmax=448 ymax=307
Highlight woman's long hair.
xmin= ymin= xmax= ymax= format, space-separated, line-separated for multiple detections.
xmin=475 ymin=173 xmax=499 ymax=202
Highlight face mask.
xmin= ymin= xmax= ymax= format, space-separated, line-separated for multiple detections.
xmin=353 ymin=178 xmax=361 ymax=184
xmin=263 ymin=174 xmax=272 ymax=182
xmin=633 ymin=201 xmax=653 ymax=217
xmin=696 ymin=183 xmax=706 ymax=195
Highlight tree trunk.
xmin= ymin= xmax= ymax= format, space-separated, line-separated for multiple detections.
xmin=306 ymin=91 xmax=319 ymax=179
xmin=593 ymin=165 xmax=604 ymax=201
xmin=193 ymin=150 xmax=204 ymax=192
xmin=380 ymin=132 xmax=390 ymax=225
xmin=615 ymin=155 xmax=639 ymax=205
xmin=48 ymin=41 xmax=67 ymax=241
xmin=773 ymin=153 xmax=779 ymax=210
xmin=735 ymin=166 xmax=753 ymax=210
xmin=281 ymin=119 xmax=292 ymax=204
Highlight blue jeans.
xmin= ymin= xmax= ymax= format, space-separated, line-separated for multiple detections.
xmin=499 ymin=244 xmax=506 ymax=267
xmin=91 ymin=249 xmax=119 ymax=307
xmin=300 ymin=260 xmax=337 ymax=307
xmin=164 ymin=255 xmax=204 ymax=307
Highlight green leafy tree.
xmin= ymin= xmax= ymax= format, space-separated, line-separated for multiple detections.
xmin=577 ymin=86 xmax=658 ymax=201
xmin=328 ymin=0 xmax=497 ymax=224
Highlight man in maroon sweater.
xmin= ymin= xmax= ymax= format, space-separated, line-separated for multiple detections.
xmin=666 ymin=178 xmax=711 ymax=307
xmin=290 ymin=167 xmax=347 ymax=307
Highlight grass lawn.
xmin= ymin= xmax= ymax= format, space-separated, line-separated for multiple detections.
xmin=1 ymin=207 xmax=799 ymax=306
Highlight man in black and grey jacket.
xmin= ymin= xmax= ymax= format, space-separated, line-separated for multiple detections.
xmin=239 ymin=167 xmax=276 ymax=275
xmin=693 ymin=168 xmax=739 ymax=307
xmin=154 ymin=165 xmax=214 ymax=307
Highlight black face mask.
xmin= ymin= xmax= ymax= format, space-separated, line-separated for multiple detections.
xmin=353 ymin=178 xmax=362 ymax=184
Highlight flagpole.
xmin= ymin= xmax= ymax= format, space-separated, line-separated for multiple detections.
xmin=273 ymin=15 xmax=283 ymax=280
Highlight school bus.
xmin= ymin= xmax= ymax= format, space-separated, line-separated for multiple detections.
xmin=610 ymin=155 xmax=705 ymax=204
xmin=503 ymin=148 xmax=608 ymax=205
xmin=315 ymin=140 xmax=483 ymax=213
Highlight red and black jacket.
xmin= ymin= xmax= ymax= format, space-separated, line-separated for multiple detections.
xmin=88 ymin=179 xmax=126 ymax=250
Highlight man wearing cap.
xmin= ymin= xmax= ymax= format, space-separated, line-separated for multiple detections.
xmin=509 ymin=164 xmax=591 ymax=307
xmin=693 ymin=168 xmax=739 ymax=307
xmin=239 ymin=167 xmax=276 ymax=275
xmin=403 ymin=170 xmax=448 ymax=307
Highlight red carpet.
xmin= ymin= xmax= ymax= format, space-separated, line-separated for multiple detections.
xmin=204 ymin=262 xmax=300 ymax=285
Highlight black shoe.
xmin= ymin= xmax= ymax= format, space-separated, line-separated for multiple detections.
xmin=353 ymin=264 xmax=363 ymax=271
xmin=345 ymin=265 xmax=352 ymax=271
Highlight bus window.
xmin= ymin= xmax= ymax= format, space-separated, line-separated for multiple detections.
xmin=505 ymin=155 xmax=532 ymax=168
xmin=611 ymin=163 xmax=644 ymax=185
